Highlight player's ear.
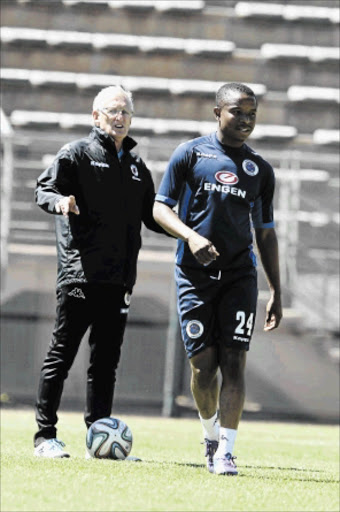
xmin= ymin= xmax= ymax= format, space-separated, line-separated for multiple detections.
xmin=92 ymin=110 xmax=100 ymax=126
xmin=214 ymin=107 xmax=221 ymax=119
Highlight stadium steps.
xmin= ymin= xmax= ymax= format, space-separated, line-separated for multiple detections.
xmin=8 ymin=109 xmax=301 ymax=143
xmin=10 ymin=129 xmax=340 ymax=178
xmin=9 ymin=127 xmax=339 ymax=180
xmin=0 ymin=68 xmax=266 ymax=96
xmin=2 ymin=0 xmax=339 ymax=47
xmin=234 ymin=2 xmax=339 ymax=24
xmin=2 ymin=68 xmax=340 ymax=132
xmin=1 ymin=27 xmax=339 ymax=88
xmin=0 ymin=67 xmax=271 ymax=124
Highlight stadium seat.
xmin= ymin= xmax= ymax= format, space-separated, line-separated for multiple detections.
xmin=0 ymin=68 xmax=267 ymax=98
xmin=235 ymin=2 xmax=339 ymax=24
xmin=313 ymin=129 xmax=340 ymax=145
xmin=287 ymin=86 xmax=340 ymax=103
xmin=1 ymin=27 xmax=235 ymax=56
xmin=62 ymin=0 xmax=206 ymax=12
xmin=274 ymin=169 xmax=329 ymax=182
xmin=9 ymin=109 xmax=298 ymax=141
xmin=261 ymin=43 xmax=339 ymax=62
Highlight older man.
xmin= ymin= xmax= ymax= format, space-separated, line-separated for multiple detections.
xmin=34 ymin=85 xmax=164 ymax=457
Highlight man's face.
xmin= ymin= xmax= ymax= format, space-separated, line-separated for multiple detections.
xmin=92 ymin=94 xmax=133 ymax=143
xmin=214 ymin=91 xmax=257 ymax=147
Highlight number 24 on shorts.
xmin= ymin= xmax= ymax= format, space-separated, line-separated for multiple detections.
xmin=235 ymin=311 xmax=254 ymax=337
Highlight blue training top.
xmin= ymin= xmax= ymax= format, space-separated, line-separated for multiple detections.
xmin=155 ymin=132 xmax=275 ymax=270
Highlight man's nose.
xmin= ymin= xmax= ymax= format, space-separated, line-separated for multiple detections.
xmin=240 ymin=113 xmax=251 ymax=122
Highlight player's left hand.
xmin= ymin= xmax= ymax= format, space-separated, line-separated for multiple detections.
xmin=264 ymin=294 xmax=282 ymax=331
xmin=55 ymin=195 xmax=80 ymax=217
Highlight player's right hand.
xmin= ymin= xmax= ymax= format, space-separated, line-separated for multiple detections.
xmin=55 ymin=195 xmax=80 ymax=217
xmin=187 ymin=233 xmax=220 ymax=266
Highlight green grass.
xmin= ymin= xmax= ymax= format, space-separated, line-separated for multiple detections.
xmin=1 ymin=408 xmax=339 ymax=512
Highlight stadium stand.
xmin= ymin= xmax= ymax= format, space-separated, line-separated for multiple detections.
xmin=3 ymin=68 xmax=340 ymax=133
xmin=2 ymin=1 xmax=339 ymax=47
xmin=0 ymin=68 xmax=266 ymax=96
xmin=0 ymin=27 xmax=236 ymax=55
xmin=2 ymin=27 xmax=338 ymax=91
xmin=1 ymin=0 xmax=339 ymax=417
xmin=9 ymin=109 xmax=298 ymax=141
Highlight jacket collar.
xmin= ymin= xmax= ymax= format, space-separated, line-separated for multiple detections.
xmin=90 ymin=126 xmax=137 ymax=154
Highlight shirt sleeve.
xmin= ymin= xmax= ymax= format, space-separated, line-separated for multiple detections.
xmin=35 ymin=145 xmax=76 ymax=214
xmin=141 ymin=160 xmax=170 ymax=235
xmin=155 ymin=143 xmax=191 ymax=207
xmin=251 ymin=163 xmax=275 ymax=229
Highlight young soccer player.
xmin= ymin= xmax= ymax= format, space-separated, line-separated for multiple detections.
xmin=153 ymin=82 xmax=282 ymax=475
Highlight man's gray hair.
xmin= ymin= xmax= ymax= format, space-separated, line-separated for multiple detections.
xmin=92 ymin=85 xmax=134 ymax=113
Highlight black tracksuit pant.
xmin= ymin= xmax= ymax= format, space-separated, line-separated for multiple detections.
xmin=34 ymin=283 xmax=130 ymax=447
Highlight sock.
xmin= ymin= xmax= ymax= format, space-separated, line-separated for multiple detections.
xmin=214 ymin=427 xmax=237 ymax=457
xmin=199 ymin=412 xmax=219 ymax=441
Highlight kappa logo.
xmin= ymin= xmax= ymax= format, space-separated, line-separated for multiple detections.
xmin=196 ymin=151 xmax=217 ymax=160
xmin=68 ymin=288 xmax=86 ymax=299
xmin=90 ymin=161 xmax=109 ymax=168
xmin=131 ymin=165 xmax=141 ymax=181
xmin=242 ymin=159 xmax=259 ymax=176
xmin=215 ymin=171 xmax=239 ymax=185
xmin=186 ymin=320 xmax=204 ymax=339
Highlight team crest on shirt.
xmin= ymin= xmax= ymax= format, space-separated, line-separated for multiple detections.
xmin=186 ymin=320 xmax=204 ymax=339
xmin=131 ymin=165 xmax=141 ymax=181
xmin=242 ymin=159 xmax=259 ymax=176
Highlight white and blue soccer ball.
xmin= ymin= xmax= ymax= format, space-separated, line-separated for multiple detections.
xmin=86 ymin=417 xmax=133 ymax=460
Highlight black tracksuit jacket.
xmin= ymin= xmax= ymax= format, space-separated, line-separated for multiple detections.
xmin=35 ymin=127 xmax=165 ymax=290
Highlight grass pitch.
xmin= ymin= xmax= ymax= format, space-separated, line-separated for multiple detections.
xmin=1 ymin=408 xmax=339 ymax=512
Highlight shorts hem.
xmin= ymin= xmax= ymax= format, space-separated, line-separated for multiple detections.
xmin=186 ymin=344 xmax=211 ymax=359
xmin=223 ymin=343 xmax=250 ymax=352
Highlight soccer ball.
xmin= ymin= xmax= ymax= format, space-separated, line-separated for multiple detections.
xmin=86 ymin=417 xmax=133 ymax=460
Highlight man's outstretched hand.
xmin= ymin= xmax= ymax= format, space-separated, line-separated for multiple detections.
xmin=55 ymin=195 xmax=80 ymax=217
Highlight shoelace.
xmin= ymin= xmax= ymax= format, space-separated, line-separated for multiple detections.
xmin=46 ymin=439 xmax=66 ymax=451
xmin=226 ymin=453 xmax=237 ymax=466
xmin=203 ymin=440 xmax=218 ymax=458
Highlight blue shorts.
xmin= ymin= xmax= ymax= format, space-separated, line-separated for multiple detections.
xmin=175 ymin=265 xmax=258 ymax=358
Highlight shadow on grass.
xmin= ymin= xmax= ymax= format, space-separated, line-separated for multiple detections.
xmin=139 ymin=460 xmax=339 ymax=483
xmin=237 ymin=474 xmax=339 ymax=483
xmin=242 ymin=464 xmax=323 ymax=473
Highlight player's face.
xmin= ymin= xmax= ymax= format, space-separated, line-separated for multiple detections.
xmin=92 ymin=94 xmax=133 ymax=144
xmin=214 ymin=92 xmax=257 ymax=147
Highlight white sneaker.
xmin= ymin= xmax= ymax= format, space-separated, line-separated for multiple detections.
xmin=34 ymin=439 xmax=70 ymax=458
xmin=213 ymin=452 xmax=238 ymax=475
